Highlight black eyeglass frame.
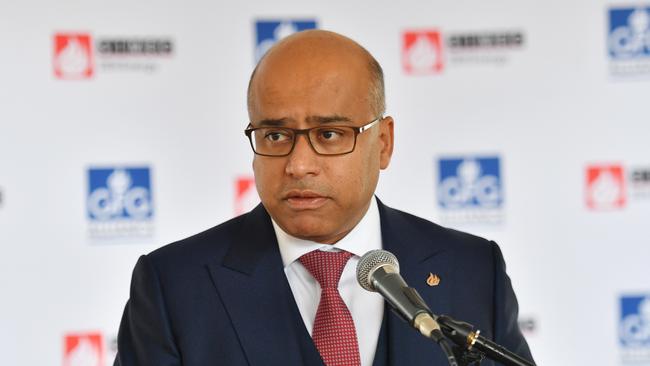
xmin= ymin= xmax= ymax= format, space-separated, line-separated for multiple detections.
xmin=244 ymin=116 xmax=383 ymax=157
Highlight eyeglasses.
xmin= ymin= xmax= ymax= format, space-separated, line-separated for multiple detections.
xmin=244 ymin=117 xmax=382 ymax=157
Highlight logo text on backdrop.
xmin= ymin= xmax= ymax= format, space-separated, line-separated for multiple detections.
xmin=254 ymin=19 xmax=317 ymax=63
xmin=620 ymin=295 xmax=650 ymax=363
xmin=402 ymin=29 xmax=525 ymax=75
xmin=53 ymin=32 xmax=174 ymax=79
xmin=87 ymin=167 xmax=154 ymax=239
xmin=437 ymin=156 xmax=504 ymax=225
xmin=608 ymin=6 xmax=650 ymax=78
xmin=585 ymin=163 xmax=650 ymax=210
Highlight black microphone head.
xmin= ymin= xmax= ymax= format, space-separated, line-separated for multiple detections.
xmin=356 ymin=249 xmax=400 ymax=292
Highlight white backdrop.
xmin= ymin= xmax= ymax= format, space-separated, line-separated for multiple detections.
xmin=1 ymin=0 xmax=650 ymax=365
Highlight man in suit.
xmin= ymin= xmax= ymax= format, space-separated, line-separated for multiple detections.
xmin=115 ymin=30 xmax=534 ymax=366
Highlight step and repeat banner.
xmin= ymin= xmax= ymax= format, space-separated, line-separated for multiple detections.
xmin=1 ymin=0 xmax=649 ymax=365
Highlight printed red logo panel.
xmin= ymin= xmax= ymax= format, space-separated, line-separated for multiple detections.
xmin=63 ymin=332 xmax=104 ymax=366
xmin=402 ymin=30 xmax=444 ymax=74
xmin=586 ymin=164 xmax=626 ymax=210
xmin=53 ymin=33 xmax=94 ymax=79
xmin=235 ymin=176 xmax=258 ymax=216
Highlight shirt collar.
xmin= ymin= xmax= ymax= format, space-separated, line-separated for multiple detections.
xmin=272 ymin=197 xmax=382 ymax=268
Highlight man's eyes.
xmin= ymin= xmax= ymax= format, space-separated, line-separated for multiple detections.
xmin=264 ymin=130 xmax=292 ymax=141
xmin=260 ymin=127 xmax=351 ymax=143
xmin=317 ymin=129 xmax=345 ymax=140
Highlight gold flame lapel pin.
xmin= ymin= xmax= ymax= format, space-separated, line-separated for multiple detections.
xmin=426 ymin=273 xmax=441 ymax=287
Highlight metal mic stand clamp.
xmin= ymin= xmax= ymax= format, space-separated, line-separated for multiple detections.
xmin=451 ymin=345 xmax=484 ymax=366
xmin=436 ymin=315 xmax=535 ymax=366
xmin=437 ymin=315 xmax=484 ymax=365
xmin=452 ymin=346 xmax=485 ymax=366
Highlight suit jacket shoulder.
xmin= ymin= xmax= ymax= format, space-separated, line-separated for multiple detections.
xmin=147 ymin=211 xmax=247 ymax=267
xmin=377 ymin=201 xmax=533 ymax=364
xmin=115 ymin=200 xmax=533 ymax=366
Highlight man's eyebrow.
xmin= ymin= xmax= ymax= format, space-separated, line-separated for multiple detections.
xmin=253 ymin=118 xmax=291 ymax=127
xmin=306 ymin=115 xmax=353 ymax=124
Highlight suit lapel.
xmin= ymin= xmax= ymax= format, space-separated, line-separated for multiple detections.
xmin=377 ymin=200 xmax=455 ymax=366
xmin=207 ymin=200 xmax=455 ymax=366
xmin=207 ymin=205 xmax=322 ymax=366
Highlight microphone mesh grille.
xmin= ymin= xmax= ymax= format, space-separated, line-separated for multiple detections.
xmin=356 ymin=249 xmax=400 ymax=292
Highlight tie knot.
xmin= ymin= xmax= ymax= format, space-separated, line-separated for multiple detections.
xmin=299 ymin=250 xmax=354 ymax=289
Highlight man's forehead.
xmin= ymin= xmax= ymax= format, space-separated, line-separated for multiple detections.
xmin=249 ymin=61 xmax=372 ymax=123
xmin=256 ymin=56 xmax=364 ymax=89
xmin=247 ymin=30 xmax=379 ymax=122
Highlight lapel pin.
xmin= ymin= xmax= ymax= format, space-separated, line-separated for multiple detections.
xmin=426 ymin=273 xmax=441 ymax=287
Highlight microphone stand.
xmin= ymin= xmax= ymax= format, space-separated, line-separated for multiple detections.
xmin=427 ymin=328 xmax=481 ymax=366
xmin=402 ymin=288 xmax=476 ymax=366
xmin=436 ymin=315 xmax=536 ymax=366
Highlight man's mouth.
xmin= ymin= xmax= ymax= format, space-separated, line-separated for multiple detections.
xmin=284 ymin=190 xmax=329 ymax=210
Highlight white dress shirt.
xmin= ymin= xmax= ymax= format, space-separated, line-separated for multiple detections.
xmin=272 ymin=198 xmax=384 ymax=366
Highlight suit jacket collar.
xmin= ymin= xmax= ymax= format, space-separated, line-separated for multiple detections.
xmin=376 ymin=199 xmax=454 ymax=366
xmin=209 ymin=199 xmax=454 ymax=366
xmin=207 ymin=204 xmax=322 ymax=365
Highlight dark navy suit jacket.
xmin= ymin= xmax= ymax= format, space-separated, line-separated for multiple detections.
xmin=115 ymin=199 xmax=533 ymax=365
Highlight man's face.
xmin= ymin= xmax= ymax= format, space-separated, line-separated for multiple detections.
xmin=248 ymin=43 xmax=393 ymax=244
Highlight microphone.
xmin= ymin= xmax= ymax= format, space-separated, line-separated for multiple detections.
xmin=356 ymin=249 xmax=442 ymax=340
xmin=357 ymin=249 xmax=536 ymax=366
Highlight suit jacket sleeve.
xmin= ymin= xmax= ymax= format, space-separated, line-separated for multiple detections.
xmin=114 ymin=255 xmax=182 ymax=366
xmin=491 ymin=241 xmax=534 ymax=363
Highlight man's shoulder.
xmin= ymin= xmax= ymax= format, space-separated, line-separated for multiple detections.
xmin=145 ymin=208 xmax=257 ymax=267
xmin=380 ymin=202 xmax=496 ymax=255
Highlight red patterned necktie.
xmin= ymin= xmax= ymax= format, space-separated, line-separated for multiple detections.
xmin=299 ymin=250 xmax=361 ymax=366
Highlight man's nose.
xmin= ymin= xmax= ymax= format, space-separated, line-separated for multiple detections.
xmin=285 ymin=134 xmax=321 ymax=178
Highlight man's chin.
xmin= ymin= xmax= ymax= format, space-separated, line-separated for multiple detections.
xmin=278 ymin=216 xmax=341 ymax=244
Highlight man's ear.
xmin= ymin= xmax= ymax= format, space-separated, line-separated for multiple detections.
xmin=379 ymin=116 xmax=394 ymax=170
